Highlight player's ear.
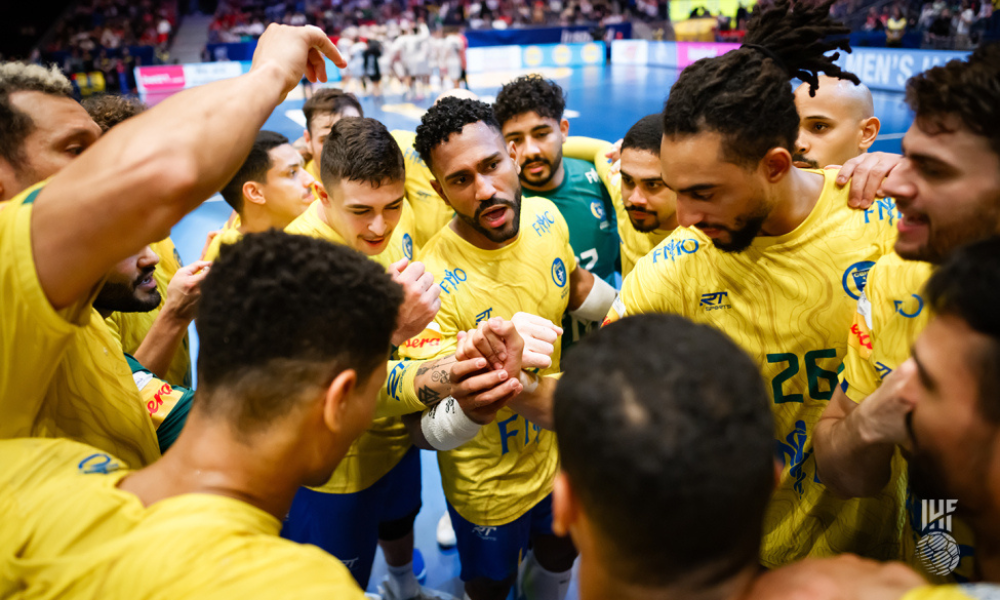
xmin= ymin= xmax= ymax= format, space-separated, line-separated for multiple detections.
xmin=322 ymin=368 xmax=358 ymax=434
xmin=314 ymin=180 xmax=331 ymax=204
xmin=859 ymin=117 xmax=881 ymax=151
xmin=507 ymin=140 xmax=520 ymax=174
xmin=761 ymin=147 xmax=792 ymax=183
xmin=243 ymin=181 xmax=266 ymax=206
xmin=551 ymin=471 xmax=579 ymax=537
xmin=303 ymin=128 xmax=312 ymax=145
xmin=559 ymin=117 xmax=570 ymax=139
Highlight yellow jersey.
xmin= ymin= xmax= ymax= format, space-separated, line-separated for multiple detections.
xmin=610 ymin=170 xmax=903 ymax=567
xmin=0 ymin=182 xmax=160 ymax=468
xmin=902 ymin=585 xmax=1000 ymax=600
xmin=593 ymin=150 xmax=672 ymax=278
xmin=398 ymin=196 xmax=576 ymax=526
xmin=285 ymin=199 xmax=417 ymax=494
xmin=391 ymin=129 xmax=454 ymax=249
xmin=841 ymin=253 xmax=976 ymax=582
xmin=305 ymin=156 xmax=321 ymax=184
xmin=0 ymin=438 xmax=364 ymax=600
xmin=105 ymin=237 xmax=192 ymax=387
xmin=201 ymin=227 xmax=244 ymax=262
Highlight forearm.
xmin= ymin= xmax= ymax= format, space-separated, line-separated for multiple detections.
xmin=814 ymin=392 xmax=896 ymax=498
xmin=507 ymin=375 xmax=557 ymax=430
xmin=131 ymin=310 xmax=190 ymax=379
xmin=33 ymin=66 xmax=287 ymax=309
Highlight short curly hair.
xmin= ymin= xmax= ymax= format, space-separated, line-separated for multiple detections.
xmin=82 ymin=94 xmax=146 ymax=133
xmin=905 ymin=42 xmax=1000 ymax=158
xmin=662 ymin=0 xmax=857 ymax=168
xmin=414 ymin=97 xmax=501 ymax=174
xmin=493 ymin=75 xmax=566 ymax=127
xmin=196 ymin=230 xmax=403 ymax=435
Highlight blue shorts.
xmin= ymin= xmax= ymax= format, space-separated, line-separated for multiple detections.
xmin=282 ymin=445 xmax=422 ymax=587
xmin=448 ymin=494 xmax=555 ymax=583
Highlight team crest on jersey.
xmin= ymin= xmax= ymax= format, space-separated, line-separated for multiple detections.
xmin=402 ymin=233 xmax=414 ymax=260
xmin=78 ymin=453 xmax=121 ymax=475
xmin=590 ymin=199 xmax=606 ymax=221
xmin=551 ymin=258 xmax=568 ymax=288
xmin=842 ymin=261 xmax=876 ymax=300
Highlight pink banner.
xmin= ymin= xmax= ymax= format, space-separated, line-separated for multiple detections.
xmin=677 ymin=42 xmax=740 ymax=69
xmin=136 ymin=65 xmax=185 ymax=92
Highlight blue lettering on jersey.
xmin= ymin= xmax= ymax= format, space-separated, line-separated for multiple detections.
xmin=387 ymin=362 xmax=407 ymax=401
xmin=78 ymin=453 xmax=121 ymax=475
xmin=774 ymin=420 xmax=812 ymax=497
xmin=700 ymin=291 xmax=731 ymax=310
xmin=498 ymin=414 xmax=543 ymax=455
xmin=862 ymin=198 xmax=901 ymax=225
xmin=439 ymin=267 xmax=468 ymax=294
xmin=551 ymin=258 xmax=568 ymax=288
xmin=875 ymin=362 xmax=894 ymax=380
xmin=402 ymin=233 xmax=414 ymax=260
xmin=894 ymin=294 xmax=924 ymax=318
xmin=590 ymin=199 xmax=606 ymax=222
xmin=533 ymin=211 xmax=556 ymax=237
xmin=651 ymin=238 xmax=700 ymax=264
xmin=405 ymin=147 xmax=428 ymax=167
xmin=475 ymin=308 xmax=493 ymax=324
xmin=842 ymin=261 xmax=876 ymax=300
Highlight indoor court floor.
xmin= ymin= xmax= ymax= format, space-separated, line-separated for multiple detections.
xmin=167 ymin=62 xmax=916 ymax=598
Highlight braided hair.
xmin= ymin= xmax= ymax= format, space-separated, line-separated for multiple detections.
xmin=663 ymin=0 xmax=858 ymax=168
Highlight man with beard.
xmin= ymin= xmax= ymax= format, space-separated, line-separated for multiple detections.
xmin=814 ymin=42 xmax=1000 ymax=580
xmin=494 ymin=76 xmax=618 ymax=352
xmin=403 ymin=97 xmax=615 ymax=600
xmin=606 ymin=0 xmax=902 ymax=567
xmin=792 ymin=75 xmax=881 ymax=171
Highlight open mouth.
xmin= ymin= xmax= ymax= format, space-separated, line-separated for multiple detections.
xmin=898 ymin=211 xmax=928 ymax=234
xmin=480 ymin=205 xmax=509 ymax=228
xmin=524 ymin=162 xmax=547 ymax=176
xmin=136 ymin=273 xmax=157 ymax=291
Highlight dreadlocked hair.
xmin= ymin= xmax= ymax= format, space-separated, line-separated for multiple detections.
xmin=663 ymin=0 xmax=858 ymax=168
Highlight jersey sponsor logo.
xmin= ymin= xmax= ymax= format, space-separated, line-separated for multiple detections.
xmin=78 ymin=453 xmax=122 ymax=475
xmin=589 ymin=199 xmax=607 ymax=222
xmin=584 ymin=167 xmax=600 ymax=184
xmin=875 ymin=361 xmax=893 ymax=380
xmin=851 ymin=322 xmax=873 ymax=351
xmin=533 ymin=210 xmax=556 ymax=237
xmin=700 ymin=291 xmax=731 ymax=311
xmin=388 ymin=362 xmax=407 ymax=401
xmin=551 ymin=258 xmax=568 ymax=288
xmin=475 ymin=308 xmax=493 ymax=324
xmin=651 ymin=238 xmax=700 ymax=263
xmin=894 ymin=293 xmax=925 ymax=318
xmin=439 ymin=267 xmax=468 ymax=294
xmin=402 ymin=233 xmax=414 ymax=260
xmin=862 ymin=197 xmax=901 ymax=225
xmin=403 ymin=335 xmax=443 ymax=351
xmin=146 ymin=382 xmax=174 ymax=415
xmin=842 ymin=260 xmax=876 ymax=300
xmin=497 ymin=413 xmax=544 ymax=455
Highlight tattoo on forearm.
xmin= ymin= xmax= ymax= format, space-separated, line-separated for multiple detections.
xmin=418 ymin=386 xmax=442 ymax=406
xmin=431 ymin=369 xmax=451 ymax=384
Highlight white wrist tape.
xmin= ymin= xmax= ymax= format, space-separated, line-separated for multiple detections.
xmin=421 ymin=397 xmax=482 ymax=451
xmin=519 ymin=371 xmax=539 ymax=394
xmin=570 ymin=275 xmax=618 ymax=322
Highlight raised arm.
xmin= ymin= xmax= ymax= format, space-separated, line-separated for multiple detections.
xmin=31 ymin=25 xmax=344 ymax=309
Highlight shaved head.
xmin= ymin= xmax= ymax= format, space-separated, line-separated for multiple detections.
xmin=793 ymin=75 xmax=880 ymax=169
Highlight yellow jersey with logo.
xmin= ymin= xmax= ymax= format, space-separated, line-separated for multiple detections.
xmin=592 ymin=149 xmax=672 ymax=278
xmin=392 ymin=129 xmax=454 ymax=248
xmin=0 ymin=183 xmax=160 ymax=469
xmin=398 ymin=196 xmax=576 ymax=526
xmin=0 ymin=438 xmax=364 ymax=600
xmin=285 ymin=199 xmax=416 ymax=494
xmin=902 ymin=585 xmax=1000 ymax=600
xmin=105 ymin=237 xmax=192 ymax=387
xmin=609 ymin=170 xmax=903 ymax=567
xmin=841 ymin=253 xmax=976 ymax=582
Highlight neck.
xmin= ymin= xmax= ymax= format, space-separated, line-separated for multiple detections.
xmin=450 ymin=215 xmax=518 ymax=251
xmin=118 ymin=408 xmax=308 ymax=520
xmin=579 ymin=552 xmax=757 ymax=600
xmin=521 ymin=161 xmax=566 ymax=193
xmin=240 ymin=206 xmax=287 ymax=235
xmin=759 ymin=168 xmax=825 ymax=238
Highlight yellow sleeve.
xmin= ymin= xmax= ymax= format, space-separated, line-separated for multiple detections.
xmin=615 ymin=249 xmax=681 ymax=320
xmin=840 ymin=289 xmax=881 ymax=403
xmin=562 ymin=136 xmax=610 ymax=162
xmin=901 ymin=585 xmax=987 ymax=600
xmin=0 ymin=183 xmax=99 ymax=439
xmin=377 ymin=360 xmax=433 ymax=418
